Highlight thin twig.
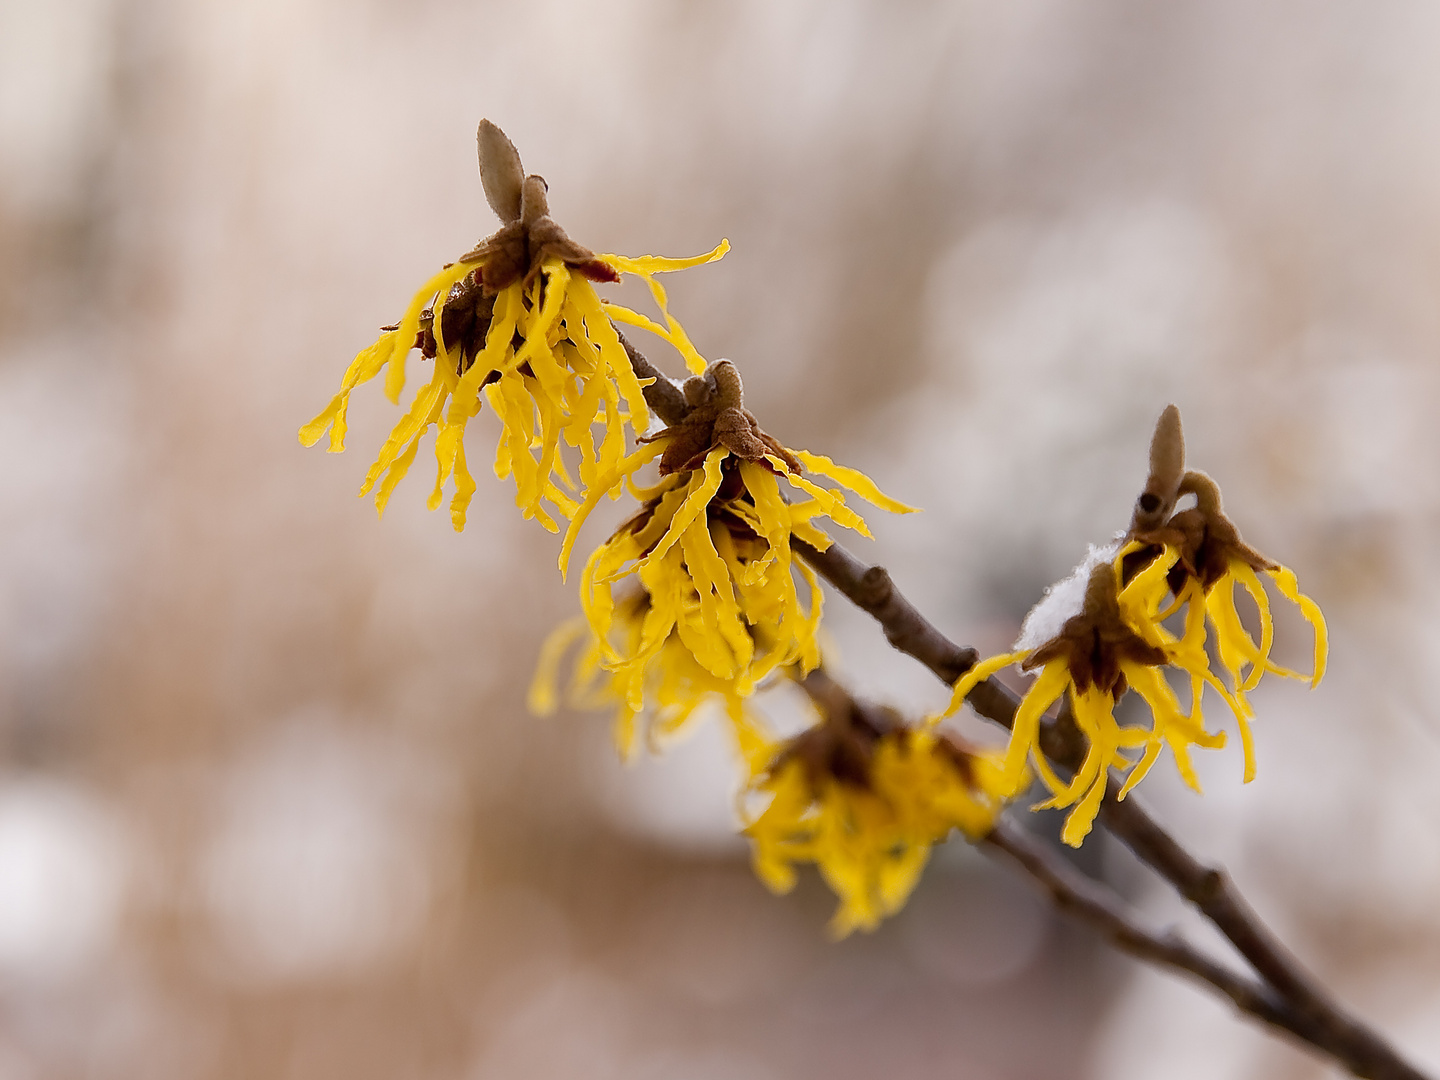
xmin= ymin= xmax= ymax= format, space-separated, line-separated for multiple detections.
xmin=791 ymin=539 xmax=979 ymax=683
xmin=1097 ymin=793 xmax=1429 ymax=1080
xmin=982 ymin=820 xmax=1331 ymax=1050
xmin=790 ymin=537 xmax=1087 ymax=766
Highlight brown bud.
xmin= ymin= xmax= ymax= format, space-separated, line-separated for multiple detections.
xmin=520 ymin=174 xmax=550 ymax=226
xmin=710 ymin=360 xmax=744 ymax=410
xmin=1178 ymin=469 xmax=1222 ymax=517
xmin=682 ymin=375 xmax=712 ymax=408
xmin=1132 ymin=404 xmax=1185 ymax=534
xmin=713 ymin=408 xmax=768 ymax=459
xmin=476 ymin=120 xmax=524 ymax=224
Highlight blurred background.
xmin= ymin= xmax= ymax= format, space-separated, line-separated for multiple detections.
xmin=1 ymin=0 xmax=1438 ymax=1076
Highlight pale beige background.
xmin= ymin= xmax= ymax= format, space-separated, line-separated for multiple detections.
xmin=0 ymin=1 xmax=1437 ymax=1077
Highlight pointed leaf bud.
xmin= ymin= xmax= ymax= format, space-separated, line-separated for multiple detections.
xmin=477 ymin=119 xmax=524 ymax=223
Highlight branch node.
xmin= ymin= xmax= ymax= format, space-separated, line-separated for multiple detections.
xmin=858 ymin=566 xmax=893 ymax=606
xmin=1192 ymin=869 xmax=1226 ymax=906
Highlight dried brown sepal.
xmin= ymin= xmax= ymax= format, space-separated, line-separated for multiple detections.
xmin=382 ymin=271 xmax=501 ymax=382
xmin=1131 ymin=469 xmax=1276 ymax=592
xmin=773 ymin=669 xmax=900 ymax=790
xmin=461 ymin=121 xmax=621 ymax=294
xmin=640 ymin=360 xmax=803 ymax=475
xmin=1023 ymin=564 xmax=1166 ymax=698
xmin=413 ymin=275 xmax=498 ymax=370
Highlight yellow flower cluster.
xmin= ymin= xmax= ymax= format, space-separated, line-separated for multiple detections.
xmin=305 ymin=127 xmax=923 ymax=813
xmin=564 ymin=445 xmax=909 ymax=682
xmin=533 ymin=425 xmax=914 ymax=768
xmin=939 ymin=407 xmax=1327 ymax=846
xmin=515 ymin=343 xmax=914 ymax=761
xmin=746 ymin=724 xmax=1010 ymax=936
xmin=299 ymin=119 xmax=726 ymax=531
xmin=305 ymin=123 xmax=1335 ymax=938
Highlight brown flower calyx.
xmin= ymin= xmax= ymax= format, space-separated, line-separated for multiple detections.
xmin=781 ymin=668 xmax=981 ymax=792
xmin=417 ymin=276 xmax=497 ymax=369
xmin=1147 ymin=471 xmax=1276 ymax=592
xmin=640 ymin=360 xmax=802 ymax=476
xmin=1024 ymin=564 xmax=1166 ymax=698
xmin=382 ymin=273 xmax=502 ymax=378
xmin=459 ymin=120 xmax=620 ymax=294
xmin=1125 ymin=407 xmax=1274 ymax=591
xmin=777 ymin=669 xmax=900 ymax=790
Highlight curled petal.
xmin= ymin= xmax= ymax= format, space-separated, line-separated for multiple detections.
xmin=558 ymin=440 xmax=667 ymax=578
xmin=1005 ymin=661 xmax=1069 ymax=796
xmin=527 ymin=617 xmax=587 ymax=715
xmin=793 ymin=451 xmax=920 ymax=514
xmin=1268 ymin=565 xmax=1328 ymax=687
xmin=933 ymin=650 xmax=1028 ymax=727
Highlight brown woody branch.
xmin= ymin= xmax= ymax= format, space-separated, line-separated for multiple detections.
xmin=614 ymin=331 xmax=1430 ymax=1080
xmin=981 ymin=819 xmax=1332 ymax=1051
xmin=796 ymin=536 xmax=1429 ymax=1080
xmin=1097 ymin=793 xmax=1427 ymax=1079
xmin=790 ymin=536 xmax=1088 ymax=766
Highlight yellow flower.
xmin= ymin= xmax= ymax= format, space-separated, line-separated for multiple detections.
xmin=1122 ymin=407 xmax=1327 ymax=780
xmin=553 ymin=360 xmax=916 ymax=720
xmin=299 ymin=119 xmax=727 ymax=532
xmin=745 ymin=708 xmax=1009 ymax=937
xmin=940 ymin=556 xmax=1243 ymax=847
xmin=940 ymin=407 xmax=1329 ymax=848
